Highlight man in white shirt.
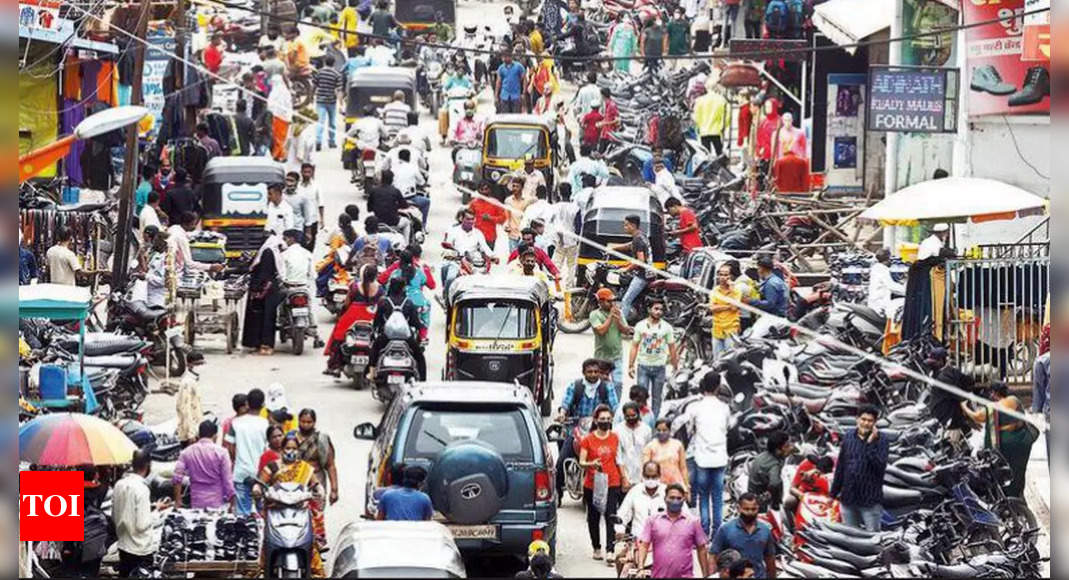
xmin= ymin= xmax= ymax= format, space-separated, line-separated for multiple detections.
xmin=441 ymin=208 xmax=495 ymax=295
xmin=651 ymin=155 xmax=680 ymax=207
xmin=282 ymin=172 xmax=309 ymax=231
xmin=523 ymin=187 xmax=554 ymax=230
xmin=113 ymin=450 xmax=167 ymax=575
xmin=615 ymin=401 xmax=653 ymax=490
xmin=281 ymin=229 xmax=324 ymax=347
xmin=572 ymin=71 xmax=602 ymax=117
xmin=391 ymin=148 xmax=430 ymax=226
xmin=168 ymin=212 xmax=225 ymax=275
xmin=568 ymin=145 xmax=611 ymax=194
xmin=348 ymin=105 xmax=387 ymax=152
xmin=867 ymin=248 xmax=905 ymax=318
xmin=224 ymin=388 xmax=270 ymax=516
xmin=45 ymin=226 xmax=82 ymax=285
xmin=674 ymin=371 xmax=730 ymax=536
xmin=138 ymin=191 xmax=163 ymax=244
xmin=917 ymin=222 xmax=950 ymax=261
xmin=614 ymin=461 xmax=667 ymax=569
xmin=550 ymin=183 xmax=582 ymax=290
xmin=366 ymin=38 xmax=395 ymax=67
xmin=265 ymin=183 xmax=296 ymax=236
xmin=381 ymin=133 xmax=429 ymax=173
xmin=297 ymin=163 xmax=323 ymax=249
xmin=516 ymin=157 xmax=547 ymax=200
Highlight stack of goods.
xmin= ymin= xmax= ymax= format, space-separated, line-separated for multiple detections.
xmin=157 ymin=509 xmax=261 ymax=567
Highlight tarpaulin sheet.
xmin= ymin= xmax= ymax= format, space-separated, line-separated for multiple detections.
xmin=19 ymin=64 xmax=60 ymax=178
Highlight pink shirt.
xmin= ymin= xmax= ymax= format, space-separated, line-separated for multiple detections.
xmin=639 ymin=511 xmax=708 ymax=578
xmin=451 ymin=118 xmax=483 ymax=144
xmin=172 ymin=438 xmax=236 ymax=509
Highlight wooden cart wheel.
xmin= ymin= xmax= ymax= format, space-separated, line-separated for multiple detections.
xmin=225 ymin=312 xmax=239 ymax=354
xmin=185 ymin=310 xmax=197 ymax=348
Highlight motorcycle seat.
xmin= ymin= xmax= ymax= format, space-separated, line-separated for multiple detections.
xmin=774 ymin=383 xmax=835 ymax=400
xmin=128 ymin=301 xmax=171 ymax=322
xmin=82 ymin=354 xmax=142 ymax=371
xmin=799 ymin=528 xmax=885 ymax=556
xmin=797 ymin=548 xmax=861 ymax=575
xmin=842 ymin=303 xmax=886 ymax=328
xmin=785 ymin=561 xmax=846 ymax=579
xmin=766 ymin=392 xmax=828 ymax=414
xmin=58 ymin=333 xmax=147 ymax=356
xmin=914 ymin=562 xmax=980 ymax=578
xmin=805 ymin=543 xmax=881 ymax=571
xmin=647 ymin=279 xmax=689 ymax=292
xmin=809 ymin=520 xmax=884 ymax=538
xmin=881 ymin=485 xmax=927 ymax=508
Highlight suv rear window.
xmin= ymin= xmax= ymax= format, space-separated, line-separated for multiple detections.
xmin=403 ymin=405 xmax=534 ymax=462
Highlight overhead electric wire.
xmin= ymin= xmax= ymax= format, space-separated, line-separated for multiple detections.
xmin=61 ymin=0 xmax=1049 ymax=432
xmin=207 ymin=0 xmax=1049 ymax=64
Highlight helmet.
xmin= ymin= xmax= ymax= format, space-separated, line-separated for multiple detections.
xmin=527 ymin=540 xmax=551 ymax=558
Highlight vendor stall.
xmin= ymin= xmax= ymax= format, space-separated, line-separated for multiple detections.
xmin=19 ymin=284 xmax=99 ymax=413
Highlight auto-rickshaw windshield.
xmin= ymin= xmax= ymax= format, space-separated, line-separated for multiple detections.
xmin=486 ymin=127 xmax=547 ymax=159
xmin=456 ymin=301 xmax=536 ymax=339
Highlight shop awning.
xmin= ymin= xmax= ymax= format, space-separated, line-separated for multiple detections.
xmin=812 ymin=0 xmax=894 ymax=53
xmin=19 ymin=20 xmax=119 ymax=54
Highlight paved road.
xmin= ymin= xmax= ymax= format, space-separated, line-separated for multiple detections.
xmin=143 ymin=6 xmax=615 ymax=577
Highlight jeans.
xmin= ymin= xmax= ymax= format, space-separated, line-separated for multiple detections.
xmin=555 ymin=431 xmax=577 ymax=498
xmin=583 ymin=486 xmax=622 ymax=552
xmin=316 ymin=102 xmax=338 ymax=147
xmin=407 ymin=195 xmax=431 ymax=226
xmin=610 ymin=355 xmax=624 ymax=396
xmin=498 ymin=97 xmax=522 ymax=113
xmin=620 ymin=275 xmax=648 ymax=322
xmin=686 ymin=457 xmax=698 ymax=507
xmin=693 ymin=465 xmax=726 ymax=537
xmin=744 ymin=19 xmax=762 ymax=39
xmin=712 ymin=335 xmax=736 ymax=361
xmin=841 ymin=504 xmax=883 ymax=532
xmin=234 ymin=479 xmax=254 ymax=516
xmin=722 ymin=5 xmax=740 ymax=45
xmin=636 ymin=364 xmax=667 ymax=418
xmin=701 ymin=134 xmax=724 ymax=156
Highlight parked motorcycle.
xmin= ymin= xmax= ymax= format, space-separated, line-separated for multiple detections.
xmin=104 ymin=294 xmax=190 ymax=377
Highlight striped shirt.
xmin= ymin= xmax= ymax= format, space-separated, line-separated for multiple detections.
xmin=830 ymin=428 xmax=889 ymax=507
xmin=382 ymin=101 xmax=411 ymax=136
xmin=314 ymin=67 xmax=343 ymax=104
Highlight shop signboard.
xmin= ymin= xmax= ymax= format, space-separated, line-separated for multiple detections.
xmin=1022 ymin=0 xmax=1050 ymax=62
xmin=143 ymin=32 xmax=177 ymax=138
xmin=963 ymin=0 xmax=1050 ymax=116
xmin=867 ymin=66 xmax=959 ymax=133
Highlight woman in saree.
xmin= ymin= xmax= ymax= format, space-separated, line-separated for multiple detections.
xmin=241 ymin=234 xmax=285 ymax=355
xmin=961 ymin=381 xmax=1037 ymax=498
xmin=253 ymin=434 xmax=326 ymax=577
xmin=323 ymin=264 xmax=382 ymax=376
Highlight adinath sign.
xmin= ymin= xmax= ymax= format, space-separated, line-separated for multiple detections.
xmin=866 ymin=66 xmax=959 ymax=132
xmin=963 ymin=0 xmax=1050 ymax=116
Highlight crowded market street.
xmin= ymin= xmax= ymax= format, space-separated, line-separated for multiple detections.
xmin=18 ymin=0 xmax=1052 ymax=578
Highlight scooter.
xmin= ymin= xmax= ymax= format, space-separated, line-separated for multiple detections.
xmin=341 ymin=321 xmax=374 ymax=390
xmin=321 ymin=246 xmax=353 ymax=317
xmin=452 ymin=143 xmax=482 ymax=202
xmin=372 ymin=338 xmax=418 ymax=403
xmin=259 ymin=481 xmax=316 ymax=579
xmin=277 ymin=284 xmax=312 ymax=356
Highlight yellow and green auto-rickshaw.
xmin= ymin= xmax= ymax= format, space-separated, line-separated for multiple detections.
xmin=480 ymin=114 xmax=558 ymax=196
xmin=444 ymin=274 xmax=556 ymax=416
xmin=200 ymin=156 xmax=285 ymax=261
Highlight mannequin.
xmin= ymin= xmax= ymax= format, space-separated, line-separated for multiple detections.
xmin=776 ymin=112 xmax=807 ymax=160
xmin=755 ymin=98 xmax=782 ymax=161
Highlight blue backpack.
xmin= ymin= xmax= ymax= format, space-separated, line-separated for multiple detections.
xmin=765 ymin=0 xmax=790 ymax=36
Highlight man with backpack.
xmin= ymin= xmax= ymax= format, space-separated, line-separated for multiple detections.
xmin=554 ymin=358 xmax=620 ymax=503
xmin=369 ymin=277 xmax=427 ymax=381
xmin=349 ymin=215 xmax=396 ymax=270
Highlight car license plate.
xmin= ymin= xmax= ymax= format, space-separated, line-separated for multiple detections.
xmin=350 ymin=355 xmax=369 ymax=366
xmin=165 ymin=325 xmax=185 ymax=338
xmin=291 ymin=307 xmax=310 ymax=316
xmin=333 ymin=293 xmax=347 ymax=303
xmin=446 ymin=524 xmax=498 ymax=540
xmin=387 ymin=374 xmax=405 ymax=385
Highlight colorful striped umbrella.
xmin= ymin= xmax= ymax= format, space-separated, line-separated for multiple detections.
xmin=19 ymin=413 xmax=137 ymax=466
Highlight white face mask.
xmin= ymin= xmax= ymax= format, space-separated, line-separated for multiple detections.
xmin=644 ymin=478 xmax=659 ymax=490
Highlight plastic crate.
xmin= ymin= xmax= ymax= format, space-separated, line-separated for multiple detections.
xmin=62 ymin=186 xmax=80 ymax=204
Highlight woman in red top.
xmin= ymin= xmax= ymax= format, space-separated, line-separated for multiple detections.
xmin=258 ymin=425 xmax=286 ymax=474
xmin=579 ymin=404 xmax=625 ymax=561
xmin=323 ymin=265 xmax=382 ymax=375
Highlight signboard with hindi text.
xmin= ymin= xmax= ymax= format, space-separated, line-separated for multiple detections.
xmin=866 ymin=66 xmax=959 ymax=133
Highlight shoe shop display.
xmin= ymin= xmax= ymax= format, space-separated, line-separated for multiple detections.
xmin=157 ymin=509 xmax=263 ymax=567
xmin=969 ymin=65 xmax=1016 ymax=95
xmin=1008 ymin=66 xmax=1051 ymax=107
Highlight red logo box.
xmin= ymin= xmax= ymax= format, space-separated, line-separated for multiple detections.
xmin=20 ymin=471 xmax=85 ymax=541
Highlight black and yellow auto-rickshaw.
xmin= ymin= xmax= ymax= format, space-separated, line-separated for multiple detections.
xmin=481 ymin=114 xmax=557 ymax=195
xmin=444 ymin=274 xmax=556 ymax=416
xmin=394 ymin=0 xmax=456 ymax=33
xmin=200 ymin=157 xmax=285 ymax=260
xmin=342 ymin=66 xmax=419 ymax=168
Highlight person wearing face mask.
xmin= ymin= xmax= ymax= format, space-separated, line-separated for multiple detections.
xmin=642 ymin=418 xmax=690 ymax=494
xmin=556 ymin=359 xmax=619 ymax=502
xmin=710 ymin=493 xmax=776 ymax=579
xmin=614 ymin=461 xmax=666 ymax=575
xmin=614 ymin=402 xmax=653 ymax=493
xmin=515 ymin=540 xmax=563 ymax=579
xmin=614 ymin=385 xmax=655 ymax=428
xmin=253 ymin=434 xmax=326 ymax=577
xmin=578 ymin=404 xmax=625 ymax=562
xmin=636 ymin=483 xmax=710 ymax=578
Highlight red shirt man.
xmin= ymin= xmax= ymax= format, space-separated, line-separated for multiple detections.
xmin=469 ymin=196 xmax=508 ymax=248
xmin=773 ymin=151 xmax=809 ymax=193
xmin=203 ymin=36 xmax=225 ymax=74
xmin=581 ymin=108 xmax=604 ymax=149
xmin=665 ymin=198 xmax=703 ymax=253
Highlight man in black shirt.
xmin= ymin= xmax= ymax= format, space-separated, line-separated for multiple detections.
xmin=607 ymin=214 xmax=652 ymax=321
xmin=367 ymin=169 xmax=410 ymax=241
xmin=232 ymin=99 xmax=256 ymax=156
xmin=161 ymin=168 xmax=199 ymax=220
xmin=370 ymin=0 xmax=398 ymax=38
xmin=925 ymin=347 xmax=975 ymax=453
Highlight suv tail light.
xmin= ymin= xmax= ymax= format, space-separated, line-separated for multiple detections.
xmin=534 ymin=469 xmax=551 ymax=503
xmin=290 ymin=294 xmax=309 ymax=307
xmin=362 ymin=149 xmax=376 ymax=160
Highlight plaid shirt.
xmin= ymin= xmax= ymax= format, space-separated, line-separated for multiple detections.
xmin=561 ymin=380 xmax=619 ymax=418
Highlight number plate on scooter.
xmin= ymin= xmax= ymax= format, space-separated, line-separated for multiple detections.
xmin=387 ymin=374 xmax=405 ymax=385
xmin=333 ymin=294 xmax=347 ymax=303
xmin=606 ymin=271 xmax=621 ymax=285
xmin=350 ymin=355 xmax=369 ymax=366
xmin=291 ymin=307 xmax=310 ymax=317
xmin=460 ymin=171 xmax=473 ymax=180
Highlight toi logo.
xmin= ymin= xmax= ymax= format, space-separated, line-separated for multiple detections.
xmin=20 ymin=471 xmax=85 ymax=541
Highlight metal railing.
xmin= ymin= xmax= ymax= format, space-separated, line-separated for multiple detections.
xmin=943 ymin=255 xmax=1049 ymax=385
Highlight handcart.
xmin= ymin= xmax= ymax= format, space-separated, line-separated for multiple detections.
xmin=176 ymin=272 xmax=248 ymax=355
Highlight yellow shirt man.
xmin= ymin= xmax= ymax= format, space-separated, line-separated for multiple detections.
xmin=710 ymin=284 xmax=742 ymax=340
xmin=693 ymin=90 xmax=728 ymax=137
xmin=336 ymin=6 xmax=360 ymax=50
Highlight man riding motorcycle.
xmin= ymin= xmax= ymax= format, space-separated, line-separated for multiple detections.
xmin=346 ymin=105 xmax=386 ymax=183
xmin=369 ymin=276 xmax=427 ymax=381
xmin=449 ymin=102 xmax=482 ymax=162
xmin=440 ymin=208 xmax=496 ymax=297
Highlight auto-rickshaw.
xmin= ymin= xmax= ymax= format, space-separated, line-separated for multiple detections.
xmin=481 ymin=114 xmax=558 ymax=196
xmin=342 ymin=66 xmax=419 ymax=169
xmin=394 ymin=0 xmax=456 ymax=34
xmin=444 ymin=274 xmax=556 ymax=416
xmin=200 ymin=157 xmax=284 ymax=261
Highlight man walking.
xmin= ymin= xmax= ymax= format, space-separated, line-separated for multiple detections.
xmin=590 ymin=288 xmax=630 ymax=390
xmin=314 ymin=54 xmax=343 ymax=149
xmin=677 ymin=371 xmax=730 ymax=536
xmin=635 ymin=483 xmax=710 ymax=579
xmin=496 ymin=51 xmax=526 ymax=113
xmin=710 ymin=493 xmax=777 ymax=579
xmin=628 ymin=297 xmax=678 ymax=418
xmin=378 ymin=465 xmax=433 ymax=521
xmin=297 ymin=164 xmax=324 ymax=249
xmin=224 ymin=388 xmax=269 ymax=516
xmin=615 ymin=403 xmax=653 ymax=494
xmin=550 ymin=183 xmax=580 ymax=289
xmin=172 ymin=420 xmax=236 ymax=510
xmin=830 ymin=406 xmax=889 ymax=531
xmin=113 ymin=450 xmax=167 ymax=576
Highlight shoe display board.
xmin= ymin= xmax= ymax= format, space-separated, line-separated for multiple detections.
xmin=963 ymin=0 xmax=1050 ymax=116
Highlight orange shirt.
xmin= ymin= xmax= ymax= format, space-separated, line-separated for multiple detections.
xmin=581 ymin=431 xmax=622 ymax=489
xmin=469 ymin=198 xmax=507 ymax=244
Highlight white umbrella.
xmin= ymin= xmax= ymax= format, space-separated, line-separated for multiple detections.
xmin=859 ymin=177 xmax=1047 ymax=226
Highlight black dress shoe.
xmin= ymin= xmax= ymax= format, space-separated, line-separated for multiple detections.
xmin=970 ymin=65 xmax=1015 ymax=95
xmin=1008 ymin=66 xmax=1051 ymax=106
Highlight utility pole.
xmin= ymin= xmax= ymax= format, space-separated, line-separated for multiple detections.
xmin=110 ymin=0 xmax=152 ymax=291
xmin=174 ymin=0 xmax=196 ymax=136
